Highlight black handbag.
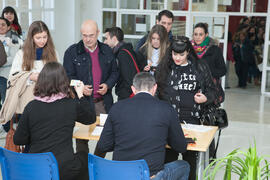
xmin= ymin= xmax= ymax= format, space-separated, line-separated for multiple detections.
xmin=201 ymin=105 xmax=228 ymax=129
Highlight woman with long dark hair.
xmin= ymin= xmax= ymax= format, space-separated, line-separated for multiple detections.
xmin=1 ymin=6 xmax=22 ymax=36
xmin=14 ymin=62 xmax=96 ymax=180
xmin=156 ymin=36 xmax=216 ymax=180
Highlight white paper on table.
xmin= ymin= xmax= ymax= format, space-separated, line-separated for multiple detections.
xmin=181 ymin=124 xmax=213 ymax=132
xmin=73 ymin=126 xmax=80 ymax=133
xmin=100 ymin=114 xmax=108 ymax=126
xmin=92 ymin=126 xmax=104 ymax=136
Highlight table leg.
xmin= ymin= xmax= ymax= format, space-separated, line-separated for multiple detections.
xmin=197 ymin=148 xmax=209 ymax=180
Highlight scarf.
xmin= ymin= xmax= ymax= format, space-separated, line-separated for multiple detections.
xmin=113 ymin=41 xmax=125 ymax=54
xmin=34 ymin=93 xmax=67 ymax=103
xmin=191 ymin=36 xmax=210 ymax=59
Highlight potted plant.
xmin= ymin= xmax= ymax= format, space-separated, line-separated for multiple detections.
xmin=203 ymin=142 xmax=270 ymax=180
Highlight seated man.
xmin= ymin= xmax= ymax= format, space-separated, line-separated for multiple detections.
xmin=96 ymin=72 xmax=190 ymax=180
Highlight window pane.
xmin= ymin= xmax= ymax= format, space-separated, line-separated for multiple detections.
xmin=193 ymin=16 xmax=225 ymax=39
xmin=43 ymin=11 xmax=54 ymax=30
xmin=144 ymin=0 xmax=165 ymax=10
xmin=103 ymin=0 xmax=116 ymax=8
xmin=192 ymin=0 xmax=215 ymax=12
xmin=267 ymin=45 xmax=270 ymax=67
xmin=121 ymin=14 xmax=151 ymax=35
xmin=120 ymin=0 xmax=140 ymax=9
xmin=18 ymin=0 xmax=29 ymax=9
xmin=5 ymin=0 xmax=17 ymax=7
xmin=245 ymin=0 xmax=268 ymax=13
xmin=31 ymin=0 xmax=42 ymax=9
xmin=167 ymin=0 xmax=189 ymax=11
xmin=103 ymin=12 xmax=116 ymax=33
xmin=19 ymin=12 xmax=29 ymax=30
xmin=218 ymin=0 xmax=240 ymax=12
xmin=171 ymin=16 xmax=186 ymax=36
xmin=265 ymin=71 xmax=270 ymax=92
xmin=31 ymin=11 xmax=42 ymax=22
xmin=43 ymin=0 xmax=54 ymax=8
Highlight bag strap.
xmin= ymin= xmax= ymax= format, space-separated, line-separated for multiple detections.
xmin=213 ymin=129 xmax=222 ymax=158
xmin=122 ymin=49 xmax=140 ymax=73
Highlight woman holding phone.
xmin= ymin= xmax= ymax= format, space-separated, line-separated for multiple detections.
xmin=156 ymin=36 xmax=215 ymax=180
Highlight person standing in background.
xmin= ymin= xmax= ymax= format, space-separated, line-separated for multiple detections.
xmin=136 ymin=10 xmax=174 ymax=52
xmin=104 ymin=27 xmax=139 ymax=100
xmin=0 ymin=17 xmax=22 ymax=104
xmin=225 ymin=32 xmax=235 ymax=89
xmin=137 ymin=25 xmax=169 ymax=74
xmin=156 ymin=37 xmax=216 ymax=180
xmin=1 ymin=6 xmax=22 ymax=36
xmin=63 ymin=19 xmax=119 ymax=154
xmin=9 ymin=20 xmax=58 ymax=79
xmin=191 ymin=22 xmax=226 ymax=165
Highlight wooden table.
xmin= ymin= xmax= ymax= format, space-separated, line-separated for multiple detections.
xmin=73 ymin=118 xmax=218 ymax=180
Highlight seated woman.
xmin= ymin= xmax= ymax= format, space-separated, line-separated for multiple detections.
xmin=156 ymin=36 xmax=216 ymax=180
xmin=137 ymin=24 xmax=169 ymax=74
xmin=14 ymin=62 xmax=96 ymax=180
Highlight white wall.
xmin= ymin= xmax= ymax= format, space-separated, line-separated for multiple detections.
xmin=80 ymin=0 xmax=103 ymax=40
xmin=53 ymin=0 xmax=78 ymax=62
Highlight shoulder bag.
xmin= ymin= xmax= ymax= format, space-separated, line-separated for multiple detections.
xmin=4 ymin=116 xmax=23 ymax=153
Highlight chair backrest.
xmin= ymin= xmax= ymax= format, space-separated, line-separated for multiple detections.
xmin=0 ymin=147 xmax=60 ymax=180
xmin=88 ymin=153 xmax=150 ymax=180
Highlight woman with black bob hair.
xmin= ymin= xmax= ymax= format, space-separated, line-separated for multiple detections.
xmin=156 ymin=36 xmax=216 ymax=180
xmin=14 ymin=62 xmax=96 ymax=180
xmin=1 ymin=6 xmax=22 ymax=36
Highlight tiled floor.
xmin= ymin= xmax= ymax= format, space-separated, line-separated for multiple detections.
xmin=0 ymin=84 xmax=269 ymax=179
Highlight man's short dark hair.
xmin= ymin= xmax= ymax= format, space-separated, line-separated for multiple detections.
xmin=157 ymin=10 xmax=174 ymax=22
xmin=133 ymin=72 xmax=156 ymax=92
xmin=105 ymin=27 xmax=124 ymax=42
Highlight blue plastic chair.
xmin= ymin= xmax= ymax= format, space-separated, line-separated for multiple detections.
xmin=88 ymin=153 xmax=150 ymax=180
xmin=0 ymin=147 xmax=60 ymax=180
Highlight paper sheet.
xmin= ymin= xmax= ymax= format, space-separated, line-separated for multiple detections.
xmin=100 ymin=114 xmax=108 ymax=126
xmin=73 ymin=126 xmax=80 ymax=133
xmin=92 ymin=126 xmax=104 ymax=136
xmin=182 ymin=124 xmax=213 ymax=132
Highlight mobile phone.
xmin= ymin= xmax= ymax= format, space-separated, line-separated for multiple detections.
xmin=185 ymin=137 xmax=195 ymax=144
xmin=150 ymin=66 xmax=157 ymax=71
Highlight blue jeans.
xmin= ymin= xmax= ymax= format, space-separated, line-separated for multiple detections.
xmin=153 ymin=160 xmax=190 ymax=180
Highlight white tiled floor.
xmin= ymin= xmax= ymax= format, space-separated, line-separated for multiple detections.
xmin=0 ymin=85 xmax=269 ymax=179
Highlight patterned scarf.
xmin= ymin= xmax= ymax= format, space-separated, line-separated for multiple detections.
xmin=191 ymin=36 xmax=210 ymax=59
